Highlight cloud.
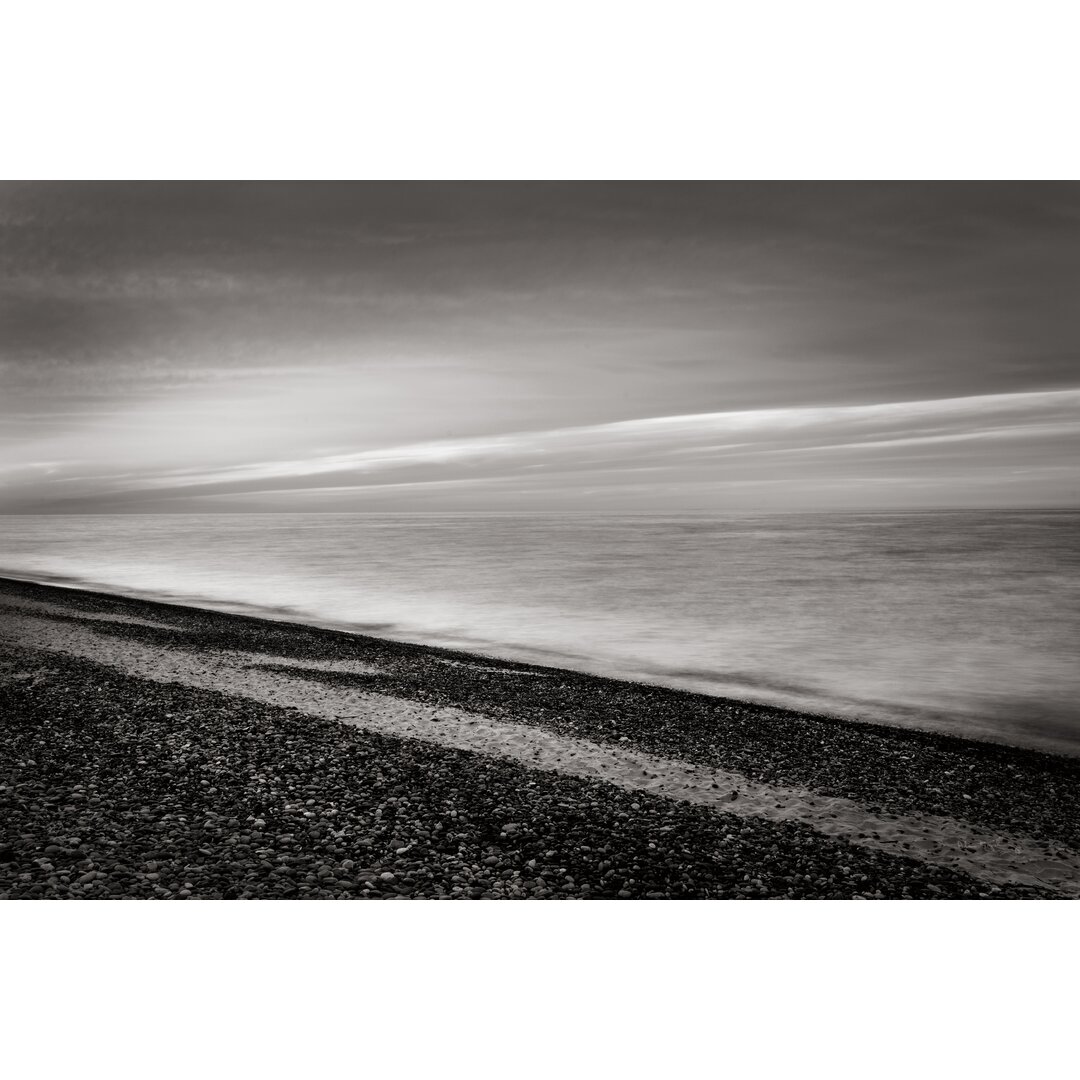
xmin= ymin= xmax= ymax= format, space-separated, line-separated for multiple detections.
xmin=62 ymin=386 xmax=1079 ymax=501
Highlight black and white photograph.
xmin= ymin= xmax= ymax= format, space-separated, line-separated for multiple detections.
xmin=3 ymin=180 xmax=1077 ymax=902
xmin=3 ymin=4 xmax=1078 ymax=1075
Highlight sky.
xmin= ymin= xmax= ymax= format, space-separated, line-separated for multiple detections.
xmin=1 ymin=181 xmax=1077 ymax=513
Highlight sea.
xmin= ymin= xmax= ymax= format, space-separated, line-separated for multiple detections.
xmin=2 ymin=511 xmax=1078 ymax=755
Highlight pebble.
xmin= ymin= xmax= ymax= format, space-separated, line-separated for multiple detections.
xmin=1 ymin=580 xmax=1074 ymax=903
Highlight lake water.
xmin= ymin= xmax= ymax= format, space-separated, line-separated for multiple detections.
xmin=2 ymin=511 xmax=1078 ymax=754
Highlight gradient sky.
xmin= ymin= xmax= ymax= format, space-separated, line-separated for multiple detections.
xmin=2 ymin=181 xmax=1077 ymax=513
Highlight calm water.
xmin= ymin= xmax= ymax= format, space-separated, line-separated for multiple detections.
xmin=2 ymin=512 xmax=1079 ymax=754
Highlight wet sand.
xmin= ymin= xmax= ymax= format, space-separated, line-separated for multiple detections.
xmin=2 ymin=576 xmax=1078 ymax=899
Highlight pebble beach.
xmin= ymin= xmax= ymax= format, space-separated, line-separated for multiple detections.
xmin=2 ymin=575 xmax=1079 ymax=900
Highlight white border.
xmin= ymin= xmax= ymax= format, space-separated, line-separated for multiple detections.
xmin=3 ymin=2 xmax=1078 ymax=178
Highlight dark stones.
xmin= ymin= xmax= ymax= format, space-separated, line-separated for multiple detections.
xmin=1 ymin=578 xmax=1075 ymax=902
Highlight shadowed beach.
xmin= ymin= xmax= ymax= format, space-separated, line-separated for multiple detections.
xmin=3 ymin=575 xmax=1078 ymax=900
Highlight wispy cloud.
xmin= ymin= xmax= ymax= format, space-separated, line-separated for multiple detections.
xmin=85 ymin=387 xmax=1080 ymax=498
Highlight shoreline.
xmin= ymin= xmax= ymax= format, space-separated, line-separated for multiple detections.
xmin=3 ymin=567 xmax=1075 ymax=757
xmin=5 ymin=566 xmax=1069 ymax=758
xmin=3 ymin=575 xmax=1080 ymax=899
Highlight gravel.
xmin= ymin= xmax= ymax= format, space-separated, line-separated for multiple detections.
xmin=5 ymin=575 xmax=1079 ymax=851
xmin=0 ymin=641 xmax=1060 ymax=900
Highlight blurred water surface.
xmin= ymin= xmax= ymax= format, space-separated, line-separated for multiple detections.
xmin=3 ymin=511 xmax=1078 ymax=753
